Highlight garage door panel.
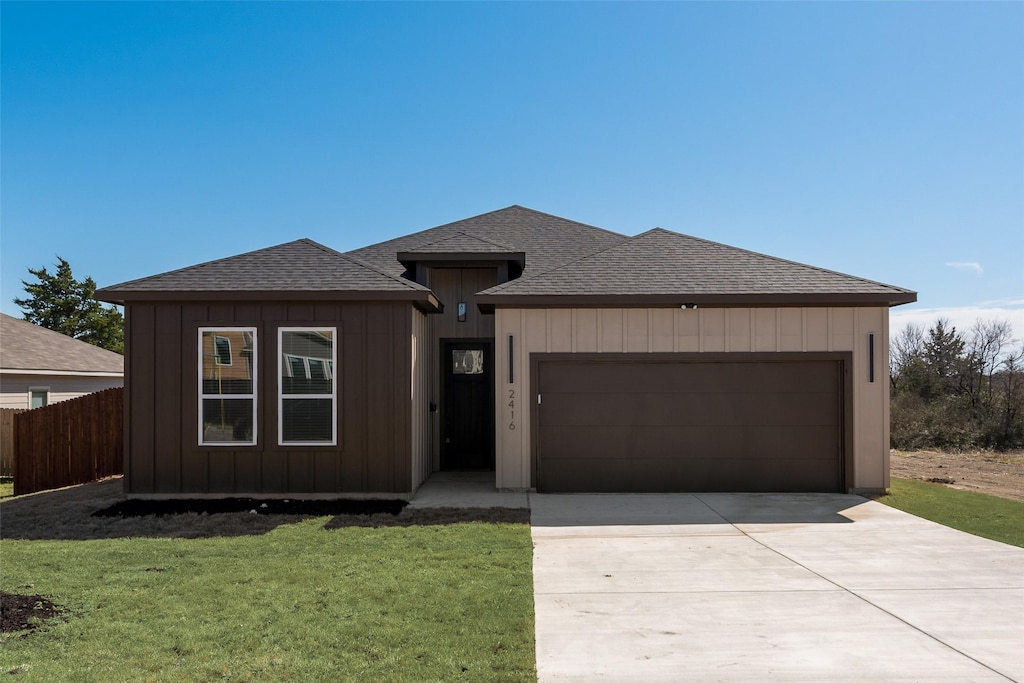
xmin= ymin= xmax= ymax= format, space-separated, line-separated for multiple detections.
xmin=540 ymin=457 xmax=841 ymax=493
xmin=540 ymin=425 xmax=635 ymax=460
xmin=541 ymin=425 xmax=744 ymax=461
xmin=536 ymin=358 xmax=844 ymax=493
xmin=541 ymin=459 xmax=636 ymax=493
xmin=541 ymin=391 xmax=838 ymax=428
xmin=539 ymin=361 xmax=836 ymax=395
xmin=541 ymin=424 xmax=839 ymax=462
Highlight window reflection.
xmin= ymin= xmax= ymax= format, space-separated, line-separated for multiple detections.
xmin=453 ymin=349 xmax=484 ymax=375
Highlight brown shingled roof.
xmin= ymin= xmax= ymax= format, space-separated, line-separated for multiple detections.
xmin=402 ymin=231 xmax=517 ymax=254
xmin=96 ymin=239 xmax=441 ymax=311
xmin=0 ymin=314 xmax=124 ymax=375
xmin=348 ymin=205 xmax=628 ymax=276
xmin=477 ymin=228 xmax=917 ymax=308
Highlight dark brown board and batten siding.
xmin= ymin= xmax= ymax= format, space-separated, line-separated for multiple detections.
xmin=125 ymin=300 xmax=415 ymax=494
xmin=423 ymin=267 xmax=498 ymax=469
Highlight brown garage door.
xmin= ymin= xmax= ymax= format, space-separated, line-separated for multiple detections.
xmin=536 ymin=356 xmax=845 ymax=493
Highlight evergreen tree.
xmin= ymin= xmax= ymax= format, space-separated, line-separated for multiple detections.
xmin=13 ymin=257 xmax=124 ymax=354
xmin=921 ymin=318 xmax=967 ymax=397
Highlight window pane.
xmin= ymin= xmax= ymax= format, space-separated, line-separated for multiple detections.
xmin=30 ymin=391 xmax=48 ymax=409
xmin=287 ymin=355 xmax=307 ymax=379
xmin=308 ymin=358 xmax=327 ymax=380
xmin=202 ymin=398 xmax=254 ymax=443
xmin=453 ymin=349 xmax=484 ymax=375
xmin=202 ymin=332 xmax=253 ymax=394
xmin=214 ymin=336 xmax=232 ymax=365
xmin=281 ymin=330 xmax=333 ymax=395
xmin=282 ymin=399 xmax=332 ymax=442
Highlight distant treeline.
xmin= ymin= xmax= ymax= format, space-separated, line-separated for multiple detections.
xmin=890 ymin=318 xmax=1023 ymax=451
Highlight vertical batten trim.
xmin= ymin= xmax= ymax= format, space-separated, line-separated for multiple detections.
xmin=570 ymin=309 xmax=577 ymax=353
xmin=648 ymin=308 xmax=653 ymax=353
xmin=775 ymin=308 xmax=781 ymax=351
xmin=827 ymin=308 xmax=834 ymax=352
xmin=672 ymin=308 xmax=679 ymax=352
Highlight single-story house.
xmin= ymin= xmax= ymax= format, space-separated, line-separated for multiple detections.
xmin=96 ymin=206 xmax=916 ymax=497
xmin=0 ymin=313 xmax=124 ymax=409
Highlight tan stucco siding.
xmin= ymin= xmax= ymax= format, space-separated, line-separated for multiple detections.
xmin=495 ymin=307 xmax=890 ymax=492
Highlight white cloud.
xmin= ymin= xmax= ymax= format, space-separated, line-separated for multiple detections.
xmin=945 ymin=261 xmax=984 ymax=276
xmin=890 ymin=300 xmax=1024 ymax=341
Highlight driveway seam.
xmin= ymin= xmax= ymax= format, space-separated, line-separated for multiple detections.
xmin=693 ymin=494 xmax=1018 ymax=683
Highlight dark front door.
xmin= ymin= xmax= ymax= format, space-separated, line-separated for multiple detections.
xmin=441 ymin=340 xmax=495 ymax=470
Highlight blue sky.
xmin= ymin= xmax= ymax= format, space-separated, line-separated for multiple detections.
xmin=3 ymin=2 xmax=1022 ymax=336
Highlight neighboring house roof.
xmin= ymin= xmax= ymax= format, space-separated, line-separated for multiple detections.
xmin=0 ymin=313 xmax=124 ymax=376
xmin=348 ymin=205 xmax=628 ymax=277
xmin=96 ymin=238 xmax=441 ymax=312
xmin=477 ymin=228 xmax=917 ymax=309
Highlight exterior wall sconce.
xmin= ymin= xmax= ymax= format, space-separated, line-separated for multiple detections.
xmin=457 ymin=302 xmax=467 ymax=322
xmin=868 ymin=333 xmax=875 ymax=383
xmin=508 ymin=334 xmax=514 ymax=384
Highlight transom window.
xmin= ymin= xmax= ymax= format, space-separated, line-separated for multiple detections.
xmin=199 ymin=328 xmax=257 ymax=445
xmin=279 ymin=328 xmax=337 ymax=445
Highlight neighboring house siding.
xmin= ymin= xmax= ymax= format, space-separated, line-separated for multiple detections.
xmin=125 ymin=301 xmax=415 ymax=495
xmin=495 ymin=307 xmax=889 ymax=492
xmin=0 ymin=374 xmax=123 ymax=409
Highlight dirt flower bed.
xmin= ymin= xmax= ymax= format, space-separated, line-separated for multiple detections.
xmin=891 ymin=450 xmax=1024 ymax=502
xmin=0 ymin=592 xmax=64 ymax=635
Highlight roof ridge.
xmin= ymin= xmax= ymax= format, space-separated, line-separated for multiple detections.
xmin=97 ymin=238 xmax=313 ymax=292
xmin=407 ymin=231 xmax=517 ymax=251
xmin=648 ymin=229 xmax=916 ymax=294
xmin=509 ymin=205 xmax=628 ymax=240
xmin=98 ymin=237 xmax=430 ymax=294
xmin=297 ymin=239 xmax=429 ymax=292
xmin=483 ymin=228 xmax=636 ymax=294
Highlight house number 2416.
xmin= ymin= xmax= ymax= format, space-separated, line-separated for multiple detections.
xmin=508 ymin=389 xmax=516 ymax=430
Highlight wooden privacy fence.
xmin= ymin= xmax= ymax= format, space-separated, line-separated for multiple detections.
xmin=13 ymin=387 xmax=123 ymax=496
xmin=0 ymin=408 xmax=25 ymax=477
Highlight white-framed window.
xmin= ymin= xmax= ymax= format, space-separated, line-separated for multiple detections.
xmin=199 ymin=327 xmax=257 ymax=445
xmin=29 ymin=387 xmax=49 ymax=410
xmin=279 ymin=327 xmax=337 ymax=446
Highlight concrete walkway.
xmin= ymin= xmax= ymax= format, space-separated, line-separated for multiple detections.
xmin=531 ymin=493 xmax=1024 ymax=682
xmin=407 ymin=471 xmax=529 ymax=508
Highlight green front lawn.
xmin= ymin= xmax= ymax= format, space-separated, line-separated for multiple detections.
xmin=879 ymin=477 xmax=1024 ymax=548
xmin=0 ymin=481 xmax=13 ymax=500
xmin=0 ymin=517 xmax=536 ymax=681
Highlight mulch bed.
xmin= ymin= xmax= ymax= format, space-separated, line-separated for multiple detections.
xmin=93 ymin=498 xmax=408 ymax=517
xmin=0 ymin=592 xmax=64 ymax=635
xmin=90 ymin=498 xmax=530 ymax=528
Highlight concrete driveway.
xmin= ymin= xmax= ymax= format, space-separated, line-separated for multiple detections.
xmin=531 ymin=493 xmax=1024 ymax=682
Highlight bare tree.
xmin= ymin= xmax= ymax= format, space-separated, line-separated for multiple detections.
xmin=997 ymin=343 xmax=1024 ymax=448
xmin=890 ymin=322 xmax=925 ymax=391
xmin=966 ymin=319 xmax=1013 ymax=408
